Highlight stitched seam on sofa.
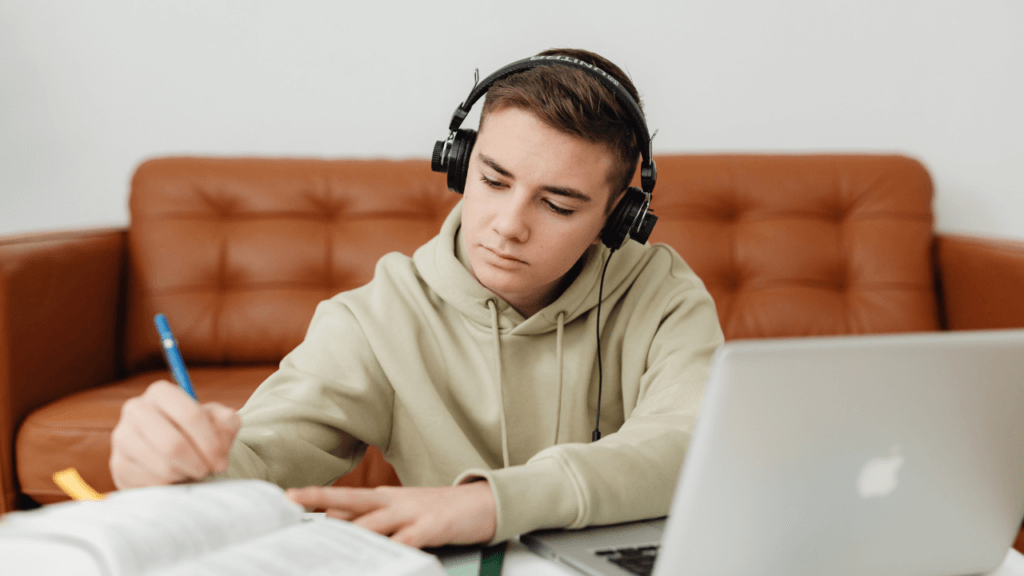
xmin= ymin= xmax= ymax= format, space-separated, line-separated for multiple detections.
xmin=148 ymin=282 xmax=337 ymax=294
xmin=136 ymin=212 xmax=442 ymax=222
xmin=734 ymin=280 xmax=935 ymax=290
xmin=20 ymin=424 xmax=121 ymax=432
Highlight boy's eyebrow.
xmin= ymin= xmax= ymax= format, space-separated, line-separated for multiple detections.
xmin=479 ymin=154 xmax=592 ymax=203
xmin=480 ymin=154 xmax=513 ymax=178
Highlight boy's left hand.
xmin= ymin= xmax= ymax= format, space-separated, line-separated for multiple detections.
xmin=285 ymin=481 xmax=497 ymax=548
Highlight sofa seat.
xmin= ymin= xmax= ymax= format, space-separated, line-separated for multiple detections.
xmin=16 ymin=365 xmax=399 ymax=503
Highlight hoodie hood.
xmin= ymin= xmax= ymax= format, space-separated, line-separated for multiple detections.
xmin=413 ymin=201 xmax=649 ymax=335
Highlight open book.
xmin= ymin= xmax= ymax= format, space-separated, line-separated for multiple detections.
xmin=0 ymin=479 xmax=447 ymax=576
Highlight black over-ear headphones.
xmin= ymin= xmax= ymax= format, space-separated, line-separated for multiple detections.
xmin=431 ymin=55 xmax=659 ymax=250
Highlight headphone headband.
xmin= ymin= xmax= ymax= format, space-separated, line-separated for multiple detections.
xmin=431 ymin=53 xmax=660 ymax=251
xmin=444 ymin=55 xmax=656 ymax=193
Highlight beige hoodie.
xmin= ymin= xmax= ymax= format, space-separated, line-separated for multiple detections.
xmin=220 ymin=202 xmax=724 ymax=543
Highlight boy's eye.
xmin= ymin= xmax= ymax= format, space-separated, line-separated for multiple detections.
xmin=545 ymin=201 xmax=574 ymax=217
xmin=479 ymin=175 xmax=574 ymax=216
xmin=480 ymin=176 xmax=504 ymax=189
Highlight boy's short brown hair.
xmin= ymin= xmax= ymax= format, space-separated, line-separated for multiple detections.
xmin=479 ymin=48 xmax=644 ymax=213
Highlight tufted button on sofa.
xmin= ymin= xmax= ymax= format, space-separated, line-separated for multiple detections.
xmin=2 ymin=154 xmax=1023 ymax=516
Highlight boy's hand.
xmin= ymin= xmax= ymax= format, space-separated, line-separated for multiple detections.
xmin=109 ymin=380 xmax=241 ymax=489
xmin=286 ymin=481 xmax=498 ymax=548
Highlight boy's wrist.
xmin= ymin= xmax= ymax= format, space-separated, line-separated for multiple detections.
xmin=455 ymin=479 xmax=497 ymax=542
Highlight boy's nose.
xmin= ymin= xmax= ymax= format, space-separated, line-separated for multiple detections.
xmin=492 ymin=195 xmax=530 ymax=243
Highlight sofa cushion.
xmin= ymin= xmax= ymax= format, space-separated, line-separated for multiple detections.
xmin=649 ymin=155 xmax=940 ymax=338
xmin=16 ymin=366 xmax=399 ymax=504
xmin=16 ymin=366 xmax=273 ymax=503
xmin=123 ymin=158 xmax=459 ymax=372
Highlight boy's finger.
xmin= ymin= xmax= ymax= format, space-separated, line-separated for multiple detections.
xmin=111 ymin=449 xmax=162 ymax=489
xmin=133 ymin=403 xmax=214 ymax=480
xmin=115 ymin=393 xmax=210 ymax=483
xmin=323 ymin=508 xmax=357 ymax=522
xmin=143 ymin=382 xmax=224 ymax=473
xmin=350 ymin=505 xmax=408 ymax=537
xmin=286 ymin=486 xmax=386 ymax=514
xmin=391 ymin=521 xmax=438 ymax=549
xmin=205 ymin=403 xmax=241 ymax=434
xmin=203 ymin=403 xmax=241 ymax=468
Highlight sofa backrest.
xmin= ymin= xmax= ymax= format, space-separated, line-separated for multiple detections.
xmin=124 ymin=157 xmax=460 ymax=371
xmin=649 ymin=155 xmax=939 ymax=339
xmin=124 ymin=154 xmax=939 ymax=370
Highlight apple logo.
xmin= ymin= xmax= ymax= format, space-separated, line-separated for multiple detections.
xmin=857 ymin=445 xmax=904 ymax=499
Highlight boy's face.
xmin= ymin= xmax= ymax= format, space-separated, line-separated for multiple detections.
xmin=460 ymin=106 xmax=619 ymax=317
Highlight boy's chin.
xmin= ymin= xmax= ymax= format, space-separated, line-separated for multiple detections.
xmin=474 ymin=271 xmax=525 ymax=298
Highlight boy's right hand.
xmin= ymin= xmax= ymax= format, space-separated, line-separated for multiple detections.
xmin=109 ymin=380 xmax=241 ymax=489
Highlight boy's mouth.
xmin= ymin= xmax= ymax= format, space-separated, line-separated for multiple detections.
xmin=483 ymin=246 xmax=526 ymax=265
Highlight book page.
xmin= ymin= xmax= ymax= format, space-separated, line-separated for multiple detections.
xmin=149 ymin=517 xmax=446 ymax=576
xmin=0 ymin=480 xmax=302 ymax=576
xmin=0 ymin=539 xmax=103 ymax=576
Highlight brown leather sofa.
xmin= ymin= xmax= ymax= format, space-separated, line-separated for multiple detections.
xmin=3 ymin=155 xmax=1024 ymax=522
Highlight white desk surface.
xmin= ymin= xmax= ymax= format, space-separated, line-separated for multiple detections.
xmin=4 ymin=532 xmax=1023 ymax=575
xmin=501 ymin=541 xmax=1024 ymax=576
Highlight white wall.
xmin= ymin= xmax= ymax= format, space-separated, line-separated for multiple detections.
xmin=2 ymin=0 xmax=1022 ymax=239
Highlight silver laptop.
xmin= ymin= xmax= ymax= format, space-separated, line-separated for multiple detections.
xmin=522 ymin=330 xmax=1024 ymax=576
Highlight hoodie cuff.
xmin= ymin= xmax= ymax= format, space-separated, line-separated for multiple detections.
xmin=203 ymin=439 xmax=269 ymax=483
xmin=454 ymin=457 xmax=581 ymax=544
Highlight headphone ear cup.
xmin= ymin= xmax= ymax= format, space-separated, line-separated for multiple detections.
xmin=601 ymin=187 xmax=650 ymax=249
xmin=446 ymin=129 xmax=477 ymax=194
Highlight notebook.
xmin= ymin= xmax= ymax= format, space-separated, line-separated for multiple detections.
xmin=521 ymin=329 xmax=1024 ymax=576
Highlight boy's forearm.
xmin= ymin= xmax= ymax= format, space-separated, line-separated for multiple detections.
xmin=456 ymin=420 xmax=692 ymax=544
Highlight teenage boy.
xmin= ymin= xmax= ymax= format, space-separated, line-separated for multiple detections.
xmin=109 ymin=48 xmax=724 ymax=548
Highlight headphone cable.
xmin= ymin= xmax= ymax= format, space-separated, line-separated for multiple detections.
xmin=593 ymin=248 xmax=616 ymax=442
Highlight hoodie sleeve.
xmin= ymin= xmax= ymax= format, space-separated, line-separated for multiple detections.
xmin=456 ymin=255 xmax=724 ymax=543
xmin=213 ymin=296 xmax=395 ymax=489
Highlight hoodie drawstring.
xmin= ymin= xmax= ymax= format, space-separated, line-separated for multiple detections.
xmin=552 ymin=311 xmax=565 ymax=445
xmin=487 ymin=300 xmax=511 ymax=469
xmin=486 ymin=303 xmax=566 ymax=465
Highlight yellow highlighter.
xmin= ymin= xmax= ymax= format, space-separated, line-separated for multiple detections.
xmin=52 ymin=467 xmax=105 ymax=501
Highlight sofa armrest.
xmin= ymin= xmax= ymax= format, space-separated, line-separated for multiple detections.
xmin=935 ymin=234 xmax=1024 ymax=331
xmin=0 ymin=228 xmax=127 ymax=512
